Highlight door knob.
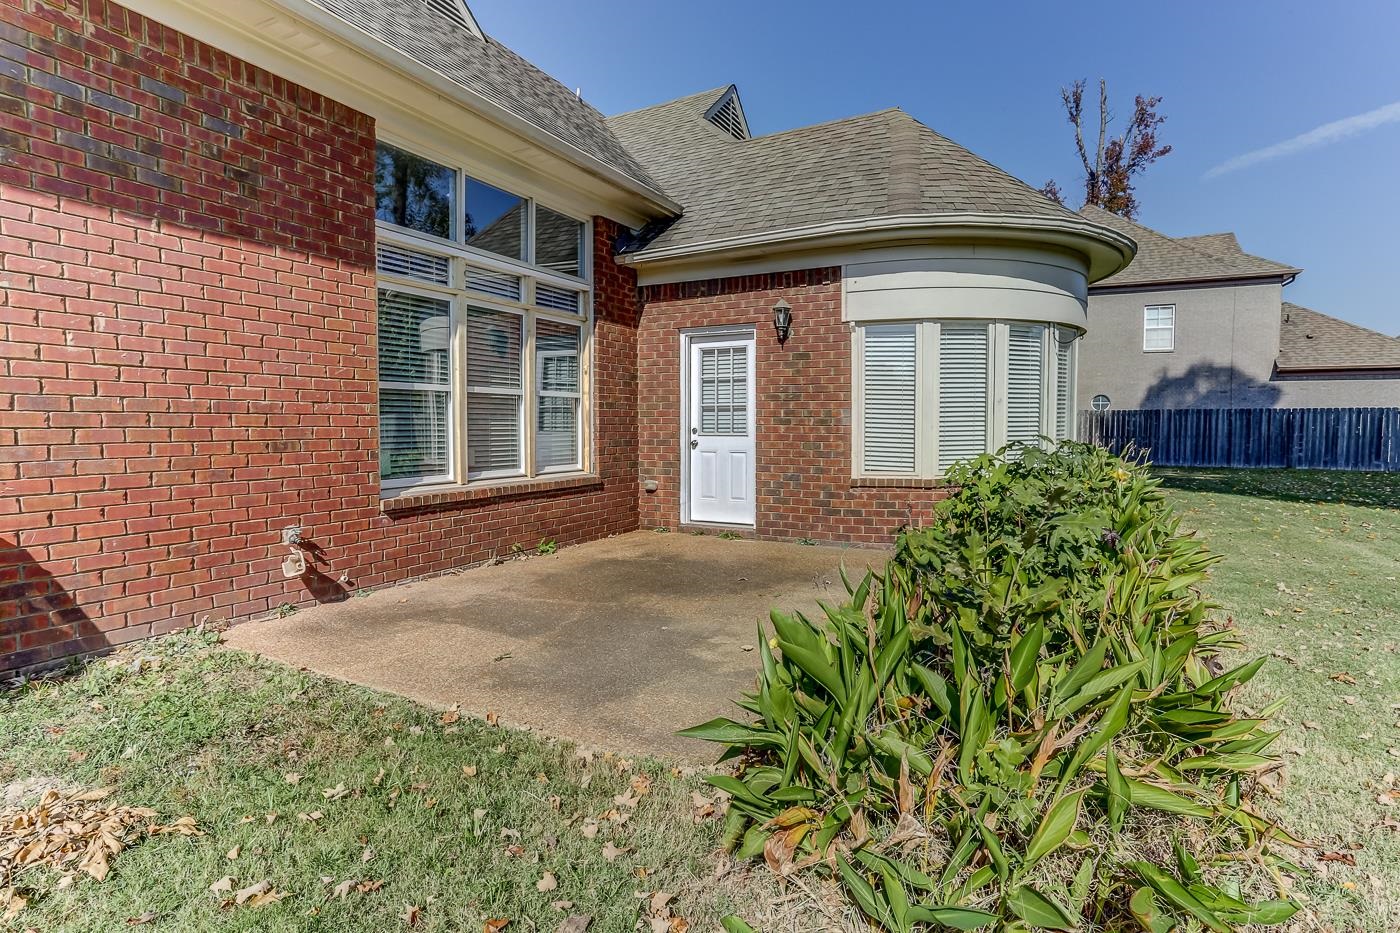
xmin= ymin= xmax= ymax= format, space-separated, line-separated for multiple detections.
xmin=689 ymin=439 xmax=698 ymax=449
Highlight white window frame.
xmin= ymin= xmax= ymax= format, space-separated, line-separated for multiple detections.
xmin=1053 ymin=327 xmax=1078 ymax=442
xmin=1143 ymin=304 xmax=1175 ymax=352
xmin=376 ymin=280 xmax=457 ymax=489
xmin=533 ymin=319 xmax=585 ymax=475
xmin=463 ymin=304 xmax=527 ymax=482
xmin=852 ymin=320 xmax=1078 ymax=480
xmin=372 ymin=139 xmax=593 ymax=495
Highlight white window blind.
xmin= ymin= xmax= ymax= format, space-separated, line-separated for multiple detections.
xmin=466 ymin=267 xmax=522 ymax=302
xmin=1055 ymin=333 xmax=1074 ymax=441
xmin=377 ymin=288 xmax=452 ymax=483
xmin=466 ymin=307 xmax=523 ymax=476
xmin=861 ymin=325 xmax=917 ymax=473
xmin=937 ymin=322 xmax=989 ymax=470
xmin=698 ymin=345 xmax=749 ymax=436
xmin=1144 ymin=304 xmax=1175 ymax=351
xmin=1005 ymin=323 xmax=1045 ymax=449
xmin=534 ymin=281 xmax=582 ymax=314
xmin=856 ymin=319 xmax=1077 ymax=480
xmin=535 ymin=320 xmax=581 ymax=470
xmin=376 ymin=243 xmax=450 ymax=286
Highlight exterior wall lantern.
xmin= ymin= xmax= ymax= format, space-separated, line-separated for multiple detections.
xmin=772 ymin=299 xmax=793 ymax=344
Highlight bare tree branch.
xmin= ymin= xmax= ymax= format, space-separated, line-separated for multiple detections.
xmin=1042 ymin=78 xmax=1172 ymax=219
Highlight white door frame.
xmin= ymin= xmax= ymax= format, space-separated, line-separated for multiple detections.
xmin=679 ymin=325 xmax=757 ymax=527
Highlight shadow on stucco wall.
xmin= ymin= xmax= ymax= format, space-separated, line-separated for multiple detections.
xmin=1141 ymin=363 xmax=1282 ymax=409
xmin=1 ymin=539 xmax=107 ymax=676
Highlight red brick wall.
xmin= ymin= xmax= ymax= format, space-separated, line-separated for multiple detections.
xmin=0 ymin=0 xmax=639 ymax=674
xmin=637 ymin=269 xmax=948 ymax=545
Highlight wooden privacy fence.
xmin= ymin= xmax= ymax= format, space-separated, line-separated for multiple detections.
xmin=1079 ymin=407 xmax=1400 ymax=472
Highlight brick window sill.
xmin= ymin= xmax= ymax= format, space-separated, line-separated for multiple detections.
xmin=849 ymin=476 xmax=953 ymax=490
xmin=381 ymin=473 xmax=604 ymax=513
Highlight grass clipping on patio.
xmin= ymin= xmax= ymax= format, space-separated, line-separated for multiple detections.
xmin=0 ymin=786 xmax=201 ymax=919
xmin=684 ymin=443 xmax=1305 ymax=931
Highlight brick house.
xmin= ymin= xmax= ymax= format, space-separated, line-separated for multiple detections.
xmin=0 ymin=0 xmax=1134 ymax=673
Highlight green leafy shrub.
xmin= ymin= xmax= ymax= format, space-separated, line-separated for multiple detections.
xmin=683 ymin=443 xmax=1300 ymax=931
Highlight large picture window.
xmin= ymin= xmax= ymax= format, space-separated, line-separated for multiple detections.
xmin=373 ymin=141 xmax=591 ymax=492
xmin=855 ymin=320 xmax=1078 ymax=478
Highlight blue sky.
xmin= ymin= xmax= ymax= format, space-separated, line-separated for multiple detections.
xmin=473 ymin=1 xmax=1399 ymax=334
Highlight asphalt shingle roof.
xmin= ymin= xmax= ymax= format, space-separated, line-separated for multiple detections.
xmin=1277 ymin=303 xmax=1400 ymax=372
xmin=608 ymin=88 xmax=1088 ymax=254
xmin=304 ymin=0 xmax=664 ymax=194
xmin=1082 ymin=206 xmax=1299 ymax=288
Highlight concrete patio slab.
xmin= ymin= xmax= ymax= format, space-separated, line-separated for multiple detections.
xmin=225 ymin=531 xmax=886 ymax=761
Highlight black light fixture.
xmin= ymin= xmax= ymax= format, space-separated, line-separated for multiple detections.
xmin=772 ymin=299 xmax=793 ymax=344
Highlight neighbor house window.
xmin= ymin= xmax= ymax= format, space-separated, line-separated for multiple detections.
xmin=854 ymin=321 xmax=1077 ymax=477
xmin=1143 ymin=304 xmax=1175 ymax=351
xmin=373 ymin=140 xmax=591 ymax=491
xmin=465 ymin=177 xmax=527 ymax=262
xmin=535 ymin=206 xmax=585 ymax=278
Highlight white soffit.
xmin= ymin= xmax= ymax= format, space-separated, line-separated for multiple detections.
xmin=122 ymin=0 xmax=677 ymax=228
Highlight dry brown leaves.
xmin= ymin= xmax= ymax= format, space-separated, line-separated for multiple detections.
xmin=641 ymin=889 xmax=688 ymax=932
xmin=229 ymin=878 xmax=288 ymax=908
xmin=0 ymin=787 xmax=201 ymax=918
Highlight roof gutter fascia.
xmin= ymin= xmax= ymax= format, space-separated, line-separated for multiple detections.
xmin=620 ymin=212 xmax=1137 ymax=281
xmin=1274 ymin=365 xmax=1400 ymax=376
xmin=1088 ymin=272 xmax=1299 ymax=294
xmin=268 ymin=0 xmax=683 ymax=217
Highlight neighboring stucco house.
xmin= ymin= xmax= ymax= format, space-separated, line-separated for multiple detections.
xmin=1077 ymin=206 xmax=1400 ymax=410
xmin=0 ymin=0 xmax=1135 ymax=673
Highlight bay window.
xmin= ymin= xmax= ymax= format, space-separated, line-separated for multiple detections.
xmin=854 ymin=320 xmax=1078 ymax=478
xmin=373 ymin=140 xmax=590 ymax=492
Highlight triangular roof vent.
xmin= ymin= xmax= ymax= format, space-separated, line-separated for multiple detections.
xmin=422 ymin=0 xmax=483 ymax=38
xmin=704 ymin=86 xmax=750 ymax=140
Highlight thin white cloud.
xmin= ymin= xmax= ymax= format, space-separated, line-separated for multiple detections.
xmin=1205 ymin=100 xmax=1400 ymax=178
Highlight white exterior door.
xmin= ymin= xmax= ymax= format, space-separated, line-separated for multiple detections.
xmin=686 ymin=333 xmax=755 ymax=526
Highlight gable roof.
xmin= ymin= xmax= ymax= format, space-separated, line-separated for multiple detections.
xmin=1277 ymin=303 xmax=1400 ymax=372
xmin=610 ymin=89 xmax=1130 ymax=270
xmin=302 ymin=0 xmax=667 ymax=198
xmin=1081 ymin=206 xmax=1300 ymax=288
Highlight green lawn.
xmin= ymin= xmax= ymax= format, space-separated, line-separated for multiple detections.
xmin=2 ymin=467 xmax=1398 ymax=931
xmin=0 ymin=638 xmax=779 ymax=931
xmin=1156 ymin=468 xmax=1400 ymax=932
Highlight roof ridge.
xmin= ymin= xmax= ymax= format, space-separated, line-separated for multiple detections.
xmin=884 ymin=109 xmax=923 ymax=214
xmin=741 ymin=106 xmax=903 ymax=144
xmin=906 ymin=114 xmax=1083 ymax=222
xmin=608 ymin=86 xmax=732 ymax=119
